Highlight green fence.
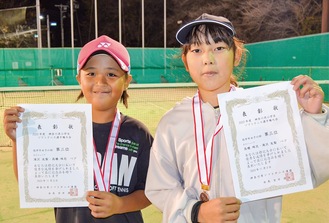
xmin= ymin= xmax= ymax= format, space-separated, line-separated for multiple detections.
xmin=244 ymin=33 xmax=329 ymax=101
xmin=0 ymin=48 xmax=191 ymax=87
xmin=0 ymin=33 xmax=328 ymax=100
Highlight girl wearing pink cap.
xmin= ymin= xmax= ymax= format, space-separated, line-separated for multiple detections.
xmin=3 ymin=35 xmax=153 ymax=223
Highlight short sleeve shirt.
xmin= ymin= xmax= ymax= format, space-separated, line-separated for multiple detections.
xmin=54 ymin=114 xmax=153 ymax=223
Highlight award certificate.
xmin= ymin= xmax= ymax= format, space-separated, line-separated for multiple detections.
xmin=16 ymin=104 xmax=94 ymax=208
xmin=218 ymin=82 xmax=313 ymax=202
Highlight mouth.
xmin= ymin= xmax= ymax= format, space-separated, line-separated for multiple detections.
xmin=93 ymin=90 xmax=110 ymax=94
xmin=202 ymin=71 xmax=217 ymax=76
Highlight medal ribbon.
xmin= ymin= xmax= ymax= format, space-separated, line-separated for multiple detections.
xmin=93 ymin=108 xmax=121 ymax=191
xmin=193 ymin=86 xmax=235 ymax=191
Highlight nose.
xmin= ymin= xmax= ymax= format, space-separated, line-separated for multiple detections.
xmin=95 ymin=74 xmax=107 ymax=85
xmin=203 ymin=52 xmax=214 ymax=65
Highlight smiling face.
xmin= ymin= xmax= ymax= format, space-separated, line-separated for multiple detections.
xmin=76 ymin=53 xmax=131 ymax=122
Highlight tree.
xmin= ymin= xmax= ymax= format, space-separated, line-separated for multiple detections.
xmin=165 ymin=0 xmax=322 ymax=45
xmin=0 ymin=25 xmax=36 ymax=47
xmin=0 ymin=0 xmax=323 ymax=47
xmin=0 ymin=1 xmax=36 ymax=47
xmin=238 ymin=0 xmax=322 ymax=43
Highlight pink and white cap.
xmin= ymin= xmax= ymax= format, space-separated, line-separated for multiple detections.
xmin=77 ymin=35 xmax=130 ymax=73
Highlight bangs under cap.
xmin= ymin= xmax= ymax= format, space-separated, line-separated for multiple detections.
xmin=77 ymin=35 xmax=130 ymax=73
xmin=176 ymin=13 xmax=235 ymax=45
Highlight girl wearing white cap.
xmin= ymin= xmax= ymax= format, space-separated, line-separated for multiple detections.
xmin=4 ymin=35 xmax=153 ymax=223
xmin=145 ymin=13 xmax=329 ymax=223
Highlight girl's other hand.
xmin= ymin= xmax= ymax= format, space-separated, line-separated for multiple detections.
xmin=86 ymin=190 xmax=123 ymax=218
xmin=198 ymin=197 xmax=241 ymax=222
xmin=291 ymin=75 xmax=324 ymax=114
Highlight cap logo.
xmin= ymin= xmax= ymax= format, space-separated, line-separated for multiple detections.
xmin=97 ymin=42 xmax=111 ymax=48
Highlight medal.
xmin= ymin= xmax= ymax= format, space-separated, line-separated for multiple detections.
xmin=200 ymin=191 xmax=210 ymax=202
xmin=193 ymin=91 xmax=221 ymax=200
xmin=193 ymin=86 xmax=236 ymax=201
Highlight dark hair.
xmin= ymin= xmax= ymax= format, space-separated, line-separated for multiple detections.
xmin=185 ymin=23 xmax=235 ymax=48
xmin=181 ymin=23 xmax=247 ymax=86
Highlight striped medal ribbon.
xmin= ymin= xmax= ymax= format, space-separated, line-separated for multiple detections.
xmin=192 ymin=86 xmax=235 ymax=201
xmin=93 ymin=108 xmax=121 ymax=191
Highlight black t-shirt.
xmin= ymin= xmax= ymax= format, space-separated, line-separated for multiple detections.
xmin=54 ymin=114 xmax=153 ymax=223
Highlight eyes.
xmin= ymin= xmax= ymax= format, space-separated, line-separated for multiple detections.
xmin=86 ymin=72 xmax=118 ymax=78
xmin=190 ymin=45 xmax=228 ymax=54
xmin=80 ymin=67 xmax=125 ymax=79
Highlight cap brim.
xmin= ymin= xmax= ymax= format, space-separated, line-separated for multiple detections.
xmin=176 ymin=20 xmax=235 ymax=45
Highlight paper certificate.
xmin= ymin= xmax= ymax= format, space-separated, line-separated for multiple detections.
xmin=218 ymin=82 xmax=313 ymax=202
xmin=16 ymin=104 xmax=94 ymax=208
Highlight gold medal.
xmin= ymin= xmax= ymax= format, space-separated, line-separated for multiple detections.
xmin=200 ymin=191 xmax=210 ymax=202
